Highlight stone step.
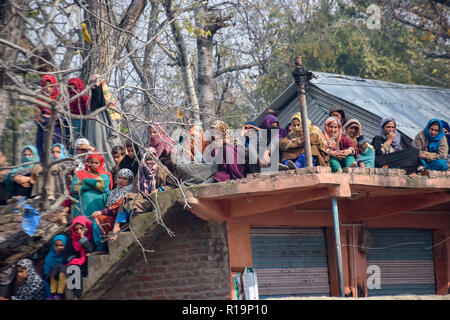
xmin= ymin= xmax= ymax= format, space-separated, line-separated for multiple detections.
xmin=79 ymin=212 xmax=158 ymax=297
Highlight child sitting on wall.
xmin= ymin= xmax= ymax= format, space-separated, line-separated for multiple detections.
xmin=43 ymin=235 xmax=68 ymax=300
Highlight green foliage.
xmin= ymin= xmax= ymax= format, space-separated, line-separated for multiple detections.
xmin=254 ymin=1 xmax=449 ymax=105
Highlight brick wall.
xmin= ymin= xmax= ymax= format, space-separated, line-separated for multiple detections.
xmin=100 ymin=210 xmax=231 ymax=300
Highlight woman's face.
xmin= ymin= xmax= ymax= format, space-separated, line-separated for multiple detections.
xmin=150 ymin=128 xmax=157 ymax=136
xmin=43 ymin=80 xmax=54 ymax=96
xmin=68 ymin=84 xmax=77 ymax=95
xmin=126 ymin=146 xmax=135 ymax=159
xmin=112 ymin=152 xmax=124 ymax=165
xmin=383 ymin=121 xmax=396 ymax=136
xmin=51 ymin=146 xmax=61 ymax=160
xmin=428 ymin=124 xmax=440 ymax=138
xmin=87 ymin=157 xmax=101 ymax=172
xmin=117 ymin=175 xmax=131 ymax=188
xmin=327 ymin=122 xmax=339 ymax=137
xmin=16 ymin=266 xmax=27 ymax=283
xmin=346 ymin=123 xmax=361 ymax=138
xmin=291 ymin=119 xmax=302 ymax=134
xmin=73 ymin=223 xmax=85 ymax=235
xmin=145 ymin=157 xmax=156 ymax=168
xmin=330 ymin=112 xmax=342 ymax=121
xmin=54 ymin=240 xmax=65 ymax=254
xmin=23 ymin=148 xmax=33 ymax=158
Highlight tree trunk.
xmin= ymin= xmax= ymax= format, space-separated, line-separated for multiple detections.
xmin=196 ymin=5 xmax=216 ymax=127
xmin=0 ymin=0 xmax=28 ymax=140
xmin=163 ymin=0 xmax=200 ymax=123
xmin=80 ymin=0 xmax=147 ymax=82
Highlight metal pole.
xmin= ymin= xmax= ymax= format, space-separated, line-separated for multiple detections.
xmin=331 ymin=197 xmax=345 ymax=297
xmin=293 ymin=56 xmax=313 ymax=167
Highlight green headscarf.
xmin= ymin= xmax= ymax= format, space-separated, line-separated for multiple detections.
xmin=6 ymin=145 xmax=40 ymax=191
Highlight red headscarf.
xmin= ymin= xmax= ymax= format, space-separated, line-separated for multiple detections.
xmin=67 ymin=216 xmax=93 ymax=266
xmin=68 ymin=77 xmax=89 ymax=115
xmin=149 ymin=124 xmax=174 ymax=159
xmin=39 ymin=74 xmax=59 ymax=115
xmin=76 ymin=153 xmax=113 ymax=190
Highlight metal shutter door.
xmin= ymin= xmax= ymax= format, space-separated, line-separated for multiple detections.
xmin=366 ymin=228 xmax=436 ymax=296
xmin=251 ymin=227 xmax=330 ymax=299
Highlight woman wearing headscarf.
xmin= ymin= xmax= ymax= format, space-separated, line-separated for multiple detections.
xmin=210 ymin=120 xmax=246 ymax=182
xmin=71 ymin=153 xmax=113 ymax=218
xmin=6 ymin=146 xmax=40 ymax=197
xmin=259 ymin=114 xmax=286 ymax=168
xmin=371 ymin=117 xmax=420 ymax=174
xmin=35 ymin=74 xmax=63 ymax=160
xmin=84 ymin=74 xmax=121 ymax=171
xmin=175 ymin=126 xmax=218 ymax=185
xmin=31 ymin=143 xmax=72 ymax=202
xmin=241 ymin=121 xmax=261 ymax=174
xmin=148 ymin=124 xmax=176 ymax=173
xmin=322 ymin=116 xmax=358 ymax=172
xmin=67 ymin=77 xmax=89 ymax=145
xmin=66 ymin=216 xmax=107 ymax=270
xmin=91 ymin=168 xmax=134 ymax=236
xmin=43 ymin=234 xmax=67 ymax=300
xmin=10 ymin=259 xmax=45 ymax=300
xmin=328 ymin=106 xmax=350 ymax=127
xmin=343 ymin=119 xmax=362 ymax=144
xmin=412 ymin=119 xmax=448 ymax=171
xmin=280 ymin=113 xmax=329 ymax=169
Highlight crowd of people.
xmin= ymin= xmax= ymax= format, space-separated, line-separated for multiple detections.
xmin=0 ymin=74 xmax=448 ymax=300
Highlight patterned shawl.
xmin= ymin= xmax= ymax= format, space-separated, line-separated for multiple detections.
xmin=105 ymin=168 xmax=134 ymax=207
xmin=12 ymin=259 xmax=45 ymax=300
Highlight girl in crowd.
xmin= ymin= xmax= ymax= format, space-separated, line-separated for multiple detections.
xmin=0 ymin=259 xmax=45 ymax=300
xmin=91 ymin=168 xmax=134 ymax=237
xmin=322 ymin=116 xmax=358 ymax=172
xmin=43 ymin=235 xmax=67 ymax=300
xmin=210 ymin=120 xmax=246 ymax=182
xmin=280 ymin=113 xmax=328 ymax=169
xmin=66 ymin=215 xmax=107 ymax=284
xmin=412 ymin=119 xmax=448 ymax=171
xmin=51 ymin=143 xmax=70 ymax=162
xmin=35 ymin=74 xmax=63 ymax=160
xmin=71 ymin=153 xmax=112 ymax=218
xmin=371 ymin=117 xmax=420 ymax=174
xmin=110 ymin=145 xmax=125 ymax=187
xmin=119 ymin=140 xmax=141 ymax=177
xmin=6 ymin=146 xmax=40 ymax=198
xmin=67 ymin=77 xmax=89 ymax=145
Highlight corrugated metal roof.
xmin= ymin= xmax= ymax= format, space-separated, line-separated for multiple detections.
xmin=255 ymin=72 xmax=450 ymax=140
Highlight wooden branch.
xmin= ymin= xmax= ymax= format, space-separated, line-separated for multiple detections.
xmin=214 ymin=62 xmax=261 ymax=78
xmin=424 ymin=52 xmax=450 ymax=59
